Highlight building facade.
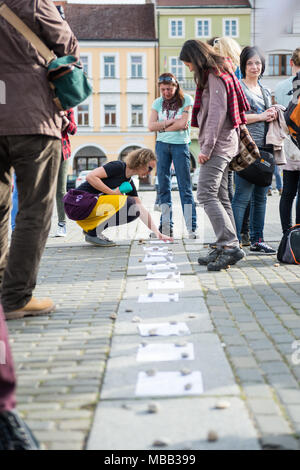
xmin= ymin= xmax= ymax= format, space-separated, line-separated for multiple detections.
xmin=249 ymin=0 xmax=300 ymax=92
xmin=61 ymin=3 xmax=158 ymax=175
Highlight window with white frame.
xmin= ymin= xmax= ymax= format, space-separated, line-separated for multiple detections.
xmin=131 ymin=105 xmax=143 ymax=127
xmin=77 ymin=103 xmax=89 ymax=127
xmin=169 ymin=19 xmax=184 ymax=38
xmin=196 ymin=19 xmax=211 ymax=38
xmin=80 ymin=55 xmax=89 ymax=76
xmin=170 ymin=57 xmax=184 ymax=81
xmin=131 ymin=56 xmax=143 ymax=78
xmin=104 ymin=105 xmax=116 ymax=126
xmin=224 ymin=18 xmax=238 ymax=37
xmin=104 ymin=56 xmax=116 ymax=78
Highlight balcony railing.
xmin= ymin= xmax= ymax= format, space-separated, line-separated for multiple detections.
xmin=178 ymin=78 xmax=196 ymax=91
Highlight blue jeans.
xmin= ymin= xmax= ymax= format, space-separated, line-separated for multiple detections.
xmin=269 ymin=165 xmax=282 ymax=191
xmin=232 ymin=173 xmax=268 ymax=243
xmin=156 ymin=141 xmax=197 ymax=231
xmin=11 ymin=173 xmax=18 ymax=231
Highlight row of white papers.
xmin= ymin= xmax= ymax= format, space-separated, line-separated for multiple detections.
xmin=135 ymin=241 xmax=203 ymax=397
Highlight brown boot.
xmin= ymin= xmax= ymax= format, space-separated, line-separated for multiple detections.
xmin=4 ymin=297 xmax=55 ymax=321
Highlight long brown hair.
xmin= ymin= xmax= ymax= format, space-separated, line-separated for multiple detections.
xmin=158 ymin=72 xmax=185 ymax=108
xmin=179 ymin=39 xmax=231 ymax=89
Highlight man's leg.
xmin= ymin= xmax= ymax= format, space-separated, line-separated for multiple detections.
xmin=1 ymin=135 xmax=61 ymax=313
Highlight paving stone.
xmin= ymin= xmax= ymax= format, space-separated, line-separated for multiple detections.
xmin=114 ymin=299 xmax=212 ymax=335
xmin=231 ymin=357 xmax=258 ymax=368
xmin=260 ymin=434 xmax=300 ymax=450
xmin=255 ymin=415 xmax=292 ymax=435
xmin=276 ymin=389 xmax=300 ymax=404
xmin=247 ymin=398 xmax=282 ymax=415
xmin=235 ymin=368 xmax=265 ymax=384
xmin=101 ymin=333 xmax=240 ymax=399
xmin=243 ymin=384 xmax=274 ymax=400
xmin=87 ymin=398 xmax=260 ymax=450
xmin=254 ymin=349 xmax=283 ymax=362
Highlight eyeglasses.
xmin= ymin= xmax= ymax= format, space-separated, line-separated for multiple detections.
xmin=158 ymin=76 xmax=177 ymax=85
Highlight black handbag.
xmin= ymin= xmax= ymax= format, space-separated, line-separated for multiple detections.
xmin=238 ymin=86 xmax=275 ymax=187
xmin=238 ymin=146 xmax=275 ymax=187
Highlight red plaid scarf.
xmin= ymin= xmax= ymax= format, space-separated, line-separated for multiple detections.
xmin=191 ymin=64 xmax=250 ymax=129
xmin=62 ymin=109 xmax=77 ymax=160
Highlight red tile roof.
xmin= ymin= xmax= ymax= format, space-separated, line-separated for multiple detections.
xmin=64 ymin=3 xmax=157 ymax=41
xmin=157 ymin=0 xmax=251 ymax=7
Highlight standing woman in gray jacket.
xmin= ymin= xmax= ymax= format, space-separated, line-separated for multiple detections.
xmin=179 ymin=39 xmax=247 ymax=271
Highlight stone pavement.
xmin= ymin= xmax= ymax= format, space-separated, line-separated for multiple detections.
xmin=6 ymin=190 xmax=300 ymax=450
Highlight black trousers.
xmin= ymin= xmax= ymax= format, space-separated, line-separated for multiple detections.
xmin=279 ymin=169 xmax=300 ymax=233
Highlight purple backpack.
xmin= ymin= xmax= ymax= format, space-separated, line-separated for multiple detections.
xmin=63 ymin=189 xmax=99 ymax=220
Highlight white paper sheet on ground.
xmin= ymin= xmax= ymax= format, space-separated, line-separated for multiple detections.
xmin=148 ymin=240 xmax=171 ymax=244
xmin=137 ymin=322 xmax=190 ymax=337
xmin=136 ymin=342 xmax=194 ymax=362
xmin=138 ymin=293 xmax=179 ymax=303
xmin=135 ymin=371 xmax=204 ymax=397
xmin=143 ymin=255 xmax=173 ymax=263
xmin=146 ymin=263 xmax=177 ymax=271
xmin=146 ymin=271 xmax=180 ymax=280
xmin=148 ymin=279 xmax=184 ymax=289
xmin=143 ymin=247 xmax=170 ymax=253
xmin=144 ymin=251 xmax=172 ymax=257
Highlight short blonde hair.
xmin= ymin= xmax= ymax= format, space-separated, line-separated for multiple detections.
xmin=292 ymin=48 xmax=300 ymax=67
xmin=125 ymin=148 xmax=156 ymax=170
xmin=213 ymin=37 xmax=242 ymax=69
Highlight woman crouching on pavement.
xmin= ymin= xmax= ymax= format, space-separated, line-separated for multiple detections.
xmin=73 ymin=148 xmax=173 ymax=246
xmin=179 ymin=39 xmax=249 ymax=271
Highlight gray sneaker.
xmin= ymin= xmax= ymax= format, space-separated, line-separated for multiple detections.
xmin=85 ymin=233 xmax=116 ymax=247
xmin=207 ymin=247 xmax=245 ymax=271
xmin=198 ymin=247 xmax=222 ymax=265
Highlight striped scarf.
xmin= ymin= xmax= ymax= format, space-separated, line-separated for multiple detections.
xmin=191 ymin=61 xmax=250 ymax=129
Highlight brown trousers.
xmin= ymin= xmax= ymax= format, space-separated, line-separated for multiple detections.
xmin=0 ymin=135 xmax=61 ymax=312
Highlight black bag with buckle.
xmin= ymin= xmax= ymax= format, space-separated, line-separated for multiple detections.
xmin=238 ymin=146 xmax=275 ymax=187
xmin=238 ymin=86 xmax=275 ymax=187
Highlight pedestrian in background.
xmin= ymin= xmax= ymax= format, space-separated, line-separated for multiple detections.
xmin=55 ymin=109 xmax=77 ymax=237
xmin=213 ymin=36 xmax=243 ymax=203
xmin=231 ymin=46 xmax=277 ymax=255
xmin=276 ymin=48 xmax=300 ymax=233
xmin=179 ymin=40 xmax=247 ymax=271
xmin=148 ymin=73 xmax=197 ymax=239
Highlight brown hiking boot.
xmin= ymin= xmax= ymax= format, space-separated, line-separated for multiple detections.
xmin=5 ymin=297 xmax=55 ymax=321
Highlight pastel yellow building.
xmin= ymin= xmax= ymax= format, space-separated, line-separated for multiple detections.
xmin=64 ymin=3 xmax=158 ymax=175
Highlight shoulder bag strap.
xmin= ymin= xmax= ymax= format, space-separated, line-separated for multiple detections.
xmin=0 ymin=2 xmax=55 ymax=64
xmin=259 ymin=84 xmax=271 ymax=145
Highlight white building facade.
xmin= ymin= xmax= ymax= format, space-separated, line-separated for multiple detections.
xmin=250 ymin=0 xmax=300 ymax=92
